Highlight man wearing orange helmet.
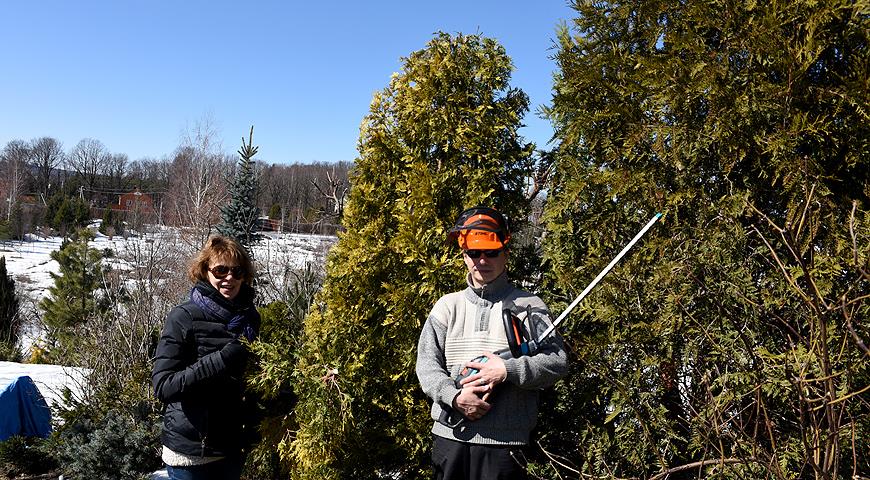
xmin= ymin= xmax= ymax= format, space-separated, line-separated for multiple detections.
xmin=416 ymin=206 xmax=568 ymax=480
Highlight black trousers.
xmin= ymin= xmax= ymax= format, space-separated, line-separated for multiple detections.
xmin=431 ymin=435 xmax=527 ymax=480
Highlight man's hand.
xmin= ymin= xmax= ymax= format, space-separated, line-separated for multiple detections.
xmin=459 ymin=352 xmax=508 ymax=390
xmin=452 ymin=384 xmax=491 ymax=421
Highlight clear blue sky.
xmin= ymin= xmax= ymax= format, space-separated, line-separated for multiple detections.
xmin=1 ymin=1 xmax=575 ymax=165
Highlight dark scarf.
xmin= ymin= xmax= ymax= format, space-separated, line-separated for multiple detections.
xmin=191 ymin=280 xmax=259 ymax=342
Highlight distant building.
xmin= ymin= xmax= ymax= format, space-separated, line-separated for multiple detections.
xmin=256 ymin=216 xmax=281 ymax=232
xmin=112 ymin=188 xmax=155 ymax=214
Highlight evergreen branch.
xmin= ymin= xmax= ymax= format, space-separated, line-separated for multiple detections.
xmin=686 ymin=271 xmax=762 ymax=363
xmin=648 ymin=457 xmax=759 ymax=480
xmin=589 ymin=362 xmax=668 ymax=469
xmin=816 ymin=384 xmax=870 ymax=409
xmin=238 ymin=125 xmax=259 ymax=159
xmin=798 ymin=371 xmax=845 ymax=383
xmin=841 ymin=294 xmax=870 ymax=358
xmin=535 ymin=438 xmax=638 ymax=480
xmin=837 ymin=293 xmax=870 ymax=310
xmin=533 ymin=439 xmax=586 ymax=478
xmin=748 ymin=222 xmax=814 ymax=307
xmin=754 ymin=189 xmax=831 ymax=315
xmin=849 ymin=201 xmax=869 ymax=283
xmin=780 ymin=226 xmax=830 ymax=312
xmin=793 ymin=182 xmax=816 ymax=243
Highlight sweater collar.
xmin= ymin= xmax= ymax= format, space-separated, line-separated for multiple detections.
xmin=465 ymin=271 xmax=511 ymax=302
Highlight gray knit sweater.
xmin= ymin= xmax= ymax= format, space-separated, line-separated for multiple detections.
xmin=415 ymin=272 xmax=568 ymax=445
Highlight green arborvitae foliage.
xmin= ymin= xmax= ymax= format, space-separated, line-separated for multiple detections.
xmin=46 ymin=193 xmax=91 ymax=237
xmin=0 ymin=221 xmax=11 ymax=241
xmin=99 ymin=208 xmax=124 ymax=237
xmin=268 ymin=203 xmax=281 ymax=220
xmin=542 ymin=0 xmax=868 ymax=478
xmin=39 ymin=229 xmax=109 ymax=356
xmin=284 ymin=32 xmax=534 ymax=479
xmin=0 ymin=435 xmax=58 ymax=477
xmin=218 ymin=126 xmax=263 ymax=250
xmin=8 ymin=202 xmax=24 ymax=241
xmin=0 ymin=256 xmax=20 ymax=361
xmin=247 ymin=265 xmax=325 ymax=479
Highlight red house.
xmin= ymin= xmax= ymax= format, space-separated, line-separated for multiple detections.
xmin=112 ymin=188 xmax=155 ymax=214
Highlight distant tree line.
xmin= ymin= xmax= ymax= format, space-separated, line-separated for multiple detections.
xmin=0 ymin=127 xmax=351 ymax=239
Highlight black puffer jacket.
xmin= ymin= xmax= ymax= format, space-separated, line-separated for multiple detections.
xmin=152 ymin=281 xmax=260 ymax=457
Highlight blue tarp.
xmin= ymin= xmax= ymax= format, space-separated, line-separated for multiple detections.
xmin=0 ymin=375 xmax=52 ymax=441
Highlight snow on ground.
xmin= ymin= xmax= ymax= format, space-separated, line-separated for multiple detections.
xmin=3 ymin=226 xmax=336 ymax=354
xmin=2 ymin=227 xmax=335 ymax=301
xmin=0 ymin=224 xmax=336 ymax=381
xmin=0 ymin=235 xmax=64 ymax=302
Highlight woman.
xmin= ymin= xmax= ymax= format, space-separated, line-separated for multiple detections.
xmin=152 ymin=235 xmax=260 ymax=480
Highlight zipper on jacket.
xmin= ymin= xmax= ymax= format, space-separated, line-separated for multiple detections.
xmin=477 ymin=284 xmax=488 ymax=332
xmin=200 ymin=407 xmax=209 ymax=457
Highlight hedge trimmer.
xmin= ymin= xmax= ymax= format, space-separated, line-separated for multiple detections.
xmin=440 ymin=213 xmax=662 ymax=426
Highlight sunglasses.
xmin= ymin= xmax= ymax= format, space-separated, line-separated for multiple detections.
xmin=463 ymin=249 xmax=503 ymax=259
xmin=208 ymin=265 xmax=245 ymax=278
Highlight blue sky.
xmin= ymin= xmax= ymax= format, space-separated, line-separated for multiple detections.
xmin=1 ymin=1 xmax=575 ymax=165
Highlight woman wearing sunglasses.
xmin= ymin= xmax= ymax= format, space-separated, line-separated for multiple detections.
xmin=416 ymin=206 xmax=568 ymax=480
xmin=152 ymin=235 xmax=260 ymax=480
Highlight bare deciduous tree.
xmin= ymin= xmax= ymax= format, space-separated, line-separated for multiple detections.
xmin=310 ymin=164 xmax=348 ymax=218
xmin=67 ymin=138 xmax=110 ymax=198
xmin=103 ymin=153 xmax=130 ymax=194
xmin=257 ymin=161 xmax=351 ymax=233
xmin=0 ymin=140 xmax=32 ymax=220
xmin=30 ymin=137 xmax=64 ymax=203
xmin=165 ymin=116 xmax=232 ymax=246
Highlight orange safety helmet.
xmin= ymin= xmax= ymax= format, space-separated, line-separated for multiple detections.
xmin=448 ymin=206 xmax=511 ymax=250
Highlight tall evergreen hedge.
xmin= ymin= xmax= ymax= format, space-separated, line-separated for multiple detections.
xmin=541 ymin=0 xmax=869 ymax=477
xmin=284 ymin=32 xmax=535 ymax=479
xmin=0 ymin=256 xmax=20 ymax=360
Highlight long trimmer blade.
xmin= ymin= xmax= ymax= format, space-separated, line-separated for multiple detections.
xmin=538 ymin=213 xmax=662 ymax=341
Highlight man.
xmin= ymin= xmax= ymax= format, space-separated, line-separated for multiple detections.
xmin=416 ymin=206 xmax=568 ymax=480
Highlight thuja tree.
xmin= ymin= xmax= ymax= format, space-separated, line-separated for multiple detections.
xmin=540 ymin=0 xmax=868 ymax=478
xmin=0 ymin=256 xmax=20 ymax=360
xmin=279 ymin=32 xmax=534 ymax=479
xmin=217 ymin=126 xmax=262 ymax=250
xmin=45 ymin=193 xmax=90 ymax=237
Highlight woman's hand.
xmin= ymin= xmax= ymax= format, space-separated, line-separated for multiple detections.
xmin=220 ymin=339 xmax=247 ymax=376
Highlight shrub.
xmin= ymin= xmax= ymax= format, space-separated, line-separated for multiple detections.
xmin=0 ymin=435 xmax=58 ymax=477
xmin=55 ymin=409 xmax=161 ymax=479
xmin=244 ymin=265 xmax=323 ymax=479
xmin=268 ymin=203 xmax=282 ymax=220
xmin=0 ymin=220 xmax=11 ymax=241
xmin=0 ymin=256 xmax=21 ymax=362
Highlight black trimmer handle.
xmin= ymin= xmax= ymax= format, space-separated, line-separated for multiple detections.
xmin=502 ymin=309 xmax=525 ymax=358
xmin=438 ymin=407 xmax=464 ymax=428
